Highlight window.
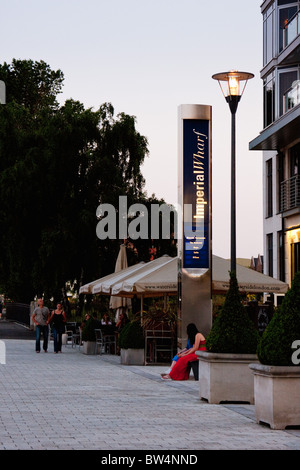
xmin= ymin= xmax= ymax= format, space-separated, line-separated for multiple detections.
xmin=264 ymin=72 xmax=275 ymax=127
xmin=284 ymin=79 xmax=300 ymax=112
xmin=267 ymin=159 xmax=273 ymax=217
xmin=267 ymin=233 xmax=274 ymax=277
xmin=279 ymin=5 xmax=298 ymax=52
xmin=278 ymin=231 xmax=285 ymax=281
xmin=290 ymin=142 xmax=300 ymax=176
xmin=279 ymin=68 xmax=298 ymax=116
xmin=291 ymin=242 xmax=300 ymax=279
xmin=263 ymin=4 xmax=275 ymax=65
xmin=289 ymin=143 xmax=300 ymax=208
xmin=264 ymin=68 xmax=300 ymax=126
xmin=278 ymin=0 xmax=297 ymax=5
xmin=278 ymin=0 xmax=297 ymax=4
xmin=277 ymin=152 xmax=285 ymax=212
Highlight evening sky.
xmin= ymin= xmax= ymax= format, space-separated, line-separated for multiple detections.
xmin=1 ymin=0 xmax=264 ymax=259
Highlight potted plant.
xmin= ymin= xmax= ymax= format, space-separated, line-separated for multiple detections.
xmin=197 ymin=272 xmax=260 ymax=404
xmin=119 ymin=320 xmax=145 ymax=365
xmin=250 ymin=272 xmax=300 ymax=429
xmin=82 ymin=317 xmax=97 ymax=355
xmin=141 ymin=304 xmax=177 ymax=334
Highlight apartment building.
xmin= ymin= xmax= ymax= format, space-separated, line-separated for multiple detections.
xmin=250 ymin=0 xmax=300 ymax=287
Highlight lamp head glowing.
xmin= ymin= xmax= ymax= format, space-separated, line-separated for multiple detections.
xmin=212 ymin=70 xmax=254 ymax=113
xmin=228 ymin=73 xmax=240 ymax=96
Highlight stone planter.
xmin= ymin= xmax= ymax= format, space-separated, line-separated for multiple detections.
xmin=82 ymin=341 xmax=96 ymax=355
xmin=249 ymin=363 xmax=300 ymax=429
xmin=197 ymin=350 xmax=258 ymax=404
xmin=62 ymin=333 xmax=68 ymax=345
xmin=120 ymin=348 xmax=144 ymax=365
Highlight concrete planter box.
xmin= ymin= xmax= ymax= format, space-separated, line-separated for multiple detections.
xmin=197 ymin=350 xmax=258 ymax=404
xmin=249 ymin=363 xmax=300 ymax=430
xmin=120 ymin=348 xmax=144 ymax=365
xmin=82 ymin=341 xmax=96 ymax=355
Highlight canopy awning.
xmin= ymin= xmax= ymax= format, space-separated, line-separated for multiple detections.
xmin=111 ymin=256 xmax=177 ymax=297
xmin=92 ymin=262 xmax=146 ymax=295
xmin=80 ymin=255 xmax=288 ymax=298
xmin=212 ymin=255 xmax=288 ymax=294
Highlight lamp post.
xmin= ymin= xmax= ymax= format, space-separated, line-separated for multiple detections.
xmin=212 ymin=70 xmax=254 ymax=274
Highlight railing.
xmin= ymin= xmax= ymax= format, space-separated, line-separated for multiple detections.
xmin=5 ymin=302 xmax=31 ymax=325
xmin=280 ymin=175 xmax=300 ymax=212
xmin=283 ymin=11 xmax=300 ymax=49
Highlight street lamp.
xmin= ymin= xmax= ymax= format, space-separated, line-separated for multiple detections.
xmin=212 ymin=70 xmax=254 ymax=274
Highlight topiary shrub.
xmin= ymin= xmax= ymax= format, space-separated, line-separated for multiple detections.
xmin=119 ymin=321 xmax=144 ymax=349
xmin=257 ymin=271 xmax=300 ymax=366
xmin=82 ymin=317 xmax=98 ymax=342
xmin=206 ymin=271 xmax=259 ymax=354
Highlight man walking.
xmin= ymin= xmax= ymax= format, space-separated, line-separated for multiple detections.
xmin=32 ymin=298 xmax=50 ymax=353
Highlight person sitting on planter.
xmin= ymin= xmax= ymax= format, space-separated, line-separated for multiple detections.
xmin=161 ymin=337 xmax=193 ymax=376
xmin=161 ymin=323 xmax=206 ymax=380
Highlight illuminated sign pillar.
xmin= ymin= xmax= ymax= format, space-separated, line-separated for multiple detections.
xmin=178 ymin=104 xmax=212 ymax=345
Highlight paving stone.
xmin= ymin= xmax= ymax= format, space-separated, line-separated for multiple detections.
xmin=0 ymin=337 xmax=299 ymax=451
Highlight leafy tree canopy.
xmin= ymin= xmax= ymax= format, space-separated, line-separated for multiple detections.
xmin=0 ymin=59 xmax=64 ymax=113
xmin=0 ymin=59 xmax=176 ymax=306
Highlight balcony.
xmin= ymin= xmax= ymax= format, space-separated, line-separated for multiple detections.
xmin=249 ymin=104 xmax=300 ymax=151
xmin=283 ymin=11 xmax=300 ymax=50
xmin=284 ymin=80 xmax=300 ymax=113
xmin=280 ymin=175 xmax=300 ymax=213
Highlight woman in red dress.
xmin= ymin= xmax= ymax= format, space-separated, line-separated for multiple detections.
xmin=162 ymin=323 xmax=206 ymax=381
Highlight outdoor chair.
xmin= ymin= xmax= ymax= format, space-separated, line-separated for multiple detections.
xmin=154 ymin=339 xmax=174 ymax=363
xmin=145 ymin=329 xmax=174 ymax=364
xmin=71 ymin=326 xmax=81 ymax=349
xmin=65 ymin=328 xmax=74 ymax=347
xmin=65 ymin=322 xmax=78 ymax=348
xmin=103 ymin=332 xmax=116 ymax=354
xmin=94 ymin=329 xmax=104 ymax=355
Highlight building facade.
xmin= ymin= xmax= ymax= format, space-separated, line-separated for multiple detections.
xmin=250 ymin=0 xmax=300 ymax=287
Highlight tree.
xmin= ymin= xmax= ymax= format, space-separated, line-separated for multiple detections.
xmin=257 ymin=271 xmax=300 ymax=365
xmin=205 ymin=272 xmax=259 ymax=354
xmin=125 ymin=194 xmax=177 ymax=264
xmin=0 ymin=60 xmax=66 ymax=301
xmin=0 ymin=59 xmax=63 ymax=114
xmin=0 ymin=60 xmax=173 ymax=306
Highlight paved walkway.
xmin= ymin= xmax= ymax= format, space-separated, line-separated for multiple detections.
xmin=0 ymin=322 xmax=300 ymax=451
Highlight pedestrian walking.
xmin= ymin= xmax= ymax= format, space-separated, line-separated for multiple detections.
xmin=32 ymin=298 xmax=50 ymax=353
xmin=49 ymin=303 xmax=66 ymax=353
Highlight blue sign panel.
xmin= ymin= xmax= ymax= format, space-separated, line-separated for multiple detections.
xmin=183 ymin=119 xmax=210 ymax=269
